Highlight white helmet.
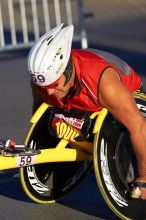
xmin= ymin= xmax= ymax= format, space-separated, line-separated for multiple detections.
xmin=28 ymin=24 xmax=74 ymax=86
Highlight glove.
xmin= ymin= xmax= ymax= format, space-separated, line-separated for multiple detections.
xmin=0 ymin=139 xmax=16 ymax=152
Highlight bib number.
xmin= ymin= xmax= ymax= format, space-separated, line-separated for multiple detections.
xmin=17 ymin=156 xmax=35 ymax=167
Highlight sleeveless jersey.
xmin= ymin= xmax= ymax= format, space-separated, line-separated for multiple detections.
xmin=38 ymin=49 xmax=142 ymax=112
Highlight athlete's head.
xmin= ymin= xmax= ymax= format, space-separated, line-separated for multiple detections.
xmin=28 ymin=24 xmax=74 ymax=87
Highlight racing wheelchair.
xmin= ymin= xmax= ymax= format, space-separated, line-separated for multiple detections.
xmin=0 ymin=91 xmax=146 ymax=220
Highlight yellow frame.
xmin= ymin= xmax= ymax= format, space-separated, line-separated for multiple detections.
xmin=0 ymin=103 xmax=107 ymax=171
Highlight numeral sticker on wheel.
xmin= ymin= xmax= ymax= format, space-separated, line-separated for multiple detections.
xmin=16 ymin=156 xmax=35 ymax=167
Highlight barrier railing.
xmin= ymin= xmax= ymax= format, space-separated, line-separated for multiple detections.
xmin=0 ymin=0 xmax=88 ymax=51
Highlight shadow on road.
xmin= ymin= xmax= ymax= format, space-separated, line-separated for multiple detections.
xmin=0 ymin=170 xmax=119 ymax=219
xmin=0 ymin=170 xmax=33 ymax=203
xmin=0 ymin=49 xmax=30 ymax=61
xmin=60 ymin=172 xmax=119 ymax=220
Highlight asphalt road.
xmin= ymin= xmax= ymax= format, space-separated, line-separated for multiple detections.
xmin=0 ymin=46 xmax=146 ymax=220
xmin=0 ymin=0 xmax=146 ymax=219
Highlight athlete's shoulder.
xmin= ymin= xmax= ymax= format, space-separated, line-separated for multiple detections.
xmin=72 ymin=49 xmax=102 ymax=64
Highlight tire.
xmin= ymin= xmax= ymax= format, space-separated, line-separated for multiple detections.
xmin=94 ymin=92 xmax=146 ymax=220
xmin=20 ymin=108 xmax=92 ymax=204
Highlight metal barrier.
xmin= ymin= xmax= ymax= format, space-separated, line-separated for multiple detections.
xmin=0 ymin=0 xmax=88 ymax=51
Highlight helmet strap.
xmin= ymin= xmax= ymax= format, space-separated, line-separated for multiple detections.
xmin=63 ymin=55 xmax=73 ymax=86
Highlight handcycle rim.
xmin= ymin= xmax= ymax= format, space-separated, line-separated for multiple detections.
xmin=93 ymin=93 xmax=146 ymax=220
xmin=93 ymin=119 xmax=130 ymax=220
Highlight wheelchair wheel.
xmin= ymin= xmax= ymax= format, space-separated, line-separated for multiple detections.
xmin=94 ymin=92 xmax=146 ymax=220
xmin=20 ymin=108 xmax=92 ymax=204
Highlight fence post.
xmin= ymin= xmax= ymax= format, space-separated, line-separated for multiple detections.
xmin=8 ymin=0 xmax=17 ymax=45
xmin=0 ymin=1 xmax=5 ymax=47
xmin=20 ymin=0 xmax=28 ymax=44
xmin=77 ymin=0 xmax=88 ymax=49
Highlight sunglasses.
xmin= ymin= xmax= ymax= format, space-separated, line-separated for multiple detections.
xmin=41 ymin=79 xmax=60 ymax=90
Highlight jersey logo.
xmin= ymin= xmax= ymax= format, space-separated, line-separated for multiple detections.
xmin=52 ymin=116 xmax=80 ymax=142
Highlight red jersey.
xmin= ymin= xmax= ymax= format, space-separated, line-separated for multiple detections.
xmin=37 ymin=49 xmax=142 ymax=112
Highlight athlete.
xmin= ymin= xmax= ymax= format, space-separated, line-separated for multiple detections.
xmin=28 ymin=24 xmax=146 ymax=200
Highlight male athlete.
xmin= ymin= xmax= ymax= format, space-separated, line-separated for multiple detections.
xmin=28 ymin=24 xmax=146 ymax=199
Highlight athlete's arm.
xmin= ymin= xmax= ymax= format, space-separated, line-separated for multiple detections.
xmin=99 ymin=67 xmax=146 ymax=188
xmin=98 ymin=67 xmax=144 ymax=132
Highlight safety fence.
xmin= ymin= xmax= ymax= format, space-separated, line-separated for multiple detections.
xmin=0 ymin=0 xmax=89 ymax=51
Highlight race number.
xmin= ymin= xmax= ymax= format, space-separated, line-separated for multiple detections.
xmin=31 ymin=73 xmax=45 ymax=84
xmin=16 ymin=156 xmax=35 ymax=167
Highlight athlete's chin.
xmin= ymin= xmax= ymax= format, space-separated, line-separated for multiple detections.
xmin=54 ymin=93 xmax=66 ymax=99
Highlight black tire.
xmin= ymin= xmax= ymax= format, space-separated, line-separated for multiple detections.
xmin=20 ymin=108 xmax=92 ymax=204
xmin=94 ymin=92 xmax=146 ymax=220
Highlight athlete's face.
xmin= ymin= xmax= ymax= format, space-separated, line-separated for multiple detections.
xmin=42 ymin=64 xmax=75 ymax=99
